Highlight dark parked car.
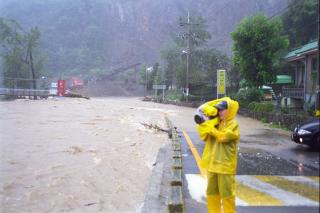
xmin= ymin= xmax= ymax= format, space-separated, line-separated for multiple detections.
xmin=291 ymin=119 xmax=320 ymax=150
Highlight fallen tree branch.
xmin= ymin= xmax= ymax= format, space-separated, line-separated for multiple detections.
xmin=140 ymin=122 xmax=170 ymax=133
xmin=64 ymin=92 xmax=90 ymax=99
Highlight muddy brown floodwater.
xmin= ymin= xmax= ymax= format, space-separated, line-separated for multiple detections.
xmin=0 ymin=97 xmax=195 ymax=213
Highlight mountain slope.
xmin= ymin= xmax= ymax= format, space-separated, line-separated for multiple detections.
xmin=0 ymin=0 xmax=289 ymax=76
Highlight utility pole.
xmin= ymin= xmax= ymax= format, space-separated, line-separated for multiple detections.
xmin=186 ymin=10 xmax=190 ymax=102
xmin=145 ymin=68 xmax=148 ymax=96
xmin=180 ymin=10 xmax=191 ymax=102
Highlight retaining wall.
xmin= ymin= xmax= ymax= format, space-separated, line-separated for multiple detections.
xmin=239 ymin=109 xmax=314 ymax=130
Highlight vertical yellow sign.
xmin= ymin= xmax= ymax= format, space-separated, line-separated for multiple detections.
xmin=217 ymin=69 xmax=226 ymax=95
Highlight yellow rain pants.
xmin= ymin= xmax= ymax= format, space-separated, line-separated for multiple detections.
xmin=207 ymin=172 xmax=236 ymax=213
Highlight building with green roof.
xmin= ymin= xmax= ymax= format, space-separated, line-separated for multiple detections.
xmin=282 ymin=40 xmax=318 ymax=110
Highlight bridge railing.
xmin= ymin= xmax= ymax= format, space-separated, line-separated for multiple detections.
xmin=0 ymin=88 xmax=51 ymax=97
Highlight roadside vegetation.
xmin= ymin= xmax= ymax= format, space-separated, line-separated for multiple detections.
xmin=0 ymin=0 xmax=318 ymax=116
xmin=0 ymin=18 xmax=45 ymax=89
xmin=145 ymin=0 xmax=318 ymax=121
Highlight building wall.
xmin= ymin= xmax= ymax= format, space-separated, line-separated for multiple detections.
xmin=295 ymin=61 xmax=305 ymax=87
xmin=306 ymin=53 xmax=318 ymax=94
xmin=306 ymin=93 xmax=317 ymax=107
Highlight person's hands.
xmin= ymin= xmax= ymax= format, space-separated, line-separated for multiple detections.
xmin=211 ymin=127 xmax=227 ymax=142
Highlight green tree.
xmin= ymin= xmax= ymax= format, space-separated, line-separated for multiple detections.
xmin=139 ymin=64 xmax=147 ymax=85
xmin=152 ymin=62 xmax=162 ymax=85
xmin=282 ymin=0 xmax=318 ymax=48
xmin=161 ymin=15 xmax=214 ymax=89
xmin=231 ymin=14 xmax=289 ymax=87
xmin=195 ymin=48 xmax=230 ymax=85
xmin=0 ymin=17 xmax=45 ymax=89
xmin=161 ymin=42 xmax=183 ymax=88
xmin=228 ymin=64 xmax=241 ymax=93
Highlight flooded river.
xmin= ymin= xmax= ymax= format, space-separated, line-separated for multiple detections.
xmin=0 ymin=97 xmax=194 ymax=213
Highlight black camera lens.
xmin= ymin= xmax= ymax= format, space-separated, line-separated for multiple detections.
xmin=194 ymin=115 xmax=204 ymax=124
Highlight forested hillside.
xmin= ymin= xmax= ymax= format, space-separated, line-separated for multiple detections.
xmin=0 ymin=0 xmax=289 ymax=77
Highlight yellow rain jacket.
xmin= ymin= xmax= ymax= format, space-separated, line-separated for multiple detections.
xmin=197 ymin=97 xmax=240 ymax=174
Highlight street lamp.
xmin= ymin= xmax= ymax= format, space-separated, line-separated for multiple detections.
xmin=146 ymin=67 xmax=153 ymax=95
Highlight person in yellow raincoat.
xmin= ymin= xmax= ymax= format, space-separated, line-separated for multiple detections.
xmin=197 ymin=97 xmax=240 ymax=213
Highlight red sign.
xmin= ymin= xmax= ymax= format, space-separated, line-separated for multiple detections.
xmin=71 ymin=77 xmax=84 ymax=88
xmin=57 ymin=80 xmax=66 ymax=96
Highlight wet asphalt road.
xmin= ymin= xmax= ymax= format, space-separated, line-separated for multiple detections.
xmin=179 ymin=130 xmax=320 ymax=213
xmin=183 ymin=131 xmax=319 ymax=176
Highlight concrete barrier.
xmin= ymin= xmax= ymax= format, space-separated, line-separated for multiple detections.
xmin=171 ymin=168 xmax=182 ymax=186
xmin=165 ymin=116 xmax=185 ymax=213
xmin=167 ymin=186 xmax=184 ymax=212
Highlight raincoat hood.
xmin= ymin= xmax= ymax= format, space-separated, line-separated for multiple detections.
xmin=223 ymin=98 xmax=239 ymax=122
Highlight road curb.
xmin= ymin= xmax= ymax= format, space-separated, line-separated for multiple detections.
xmin=165 ymin=116 xmax=185 ymax=213
xmin=140 ymin=146 xmax=167 ymax=213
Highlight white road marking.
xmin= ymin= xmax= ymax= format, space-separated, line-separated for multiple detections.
xmin=185 ymin=174 xmax=319 ymax=206
xmin=281 ymin=176 xmax=319 ymax=189
xmin=236 ymin=175 xmax=319 ymax=206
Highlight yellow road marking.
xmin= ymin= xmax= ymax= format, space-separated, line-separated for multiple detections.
xmin=235 ymin=181 xmax=283 ymax=206
xmin=182 ymin=130 xmax=206 ymax=177
xmin=255 ymin=176 xmax=320 ymax=202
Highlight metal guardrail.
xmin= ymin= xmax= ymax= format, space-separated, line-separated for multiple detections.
xmin=0 ymin=88 xmax=51 ymax=97
xmin=282 ymin=87 xmax=304 ymax=99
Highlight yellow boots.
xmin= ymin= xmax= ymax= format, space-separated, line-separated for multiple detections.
xmin=207 ymin=195 xmax=221 ymax=213
xmin=207 ymin=195 xmax=236 ymax=213
xmin=222 ymin=196 xmax=236 ymax=213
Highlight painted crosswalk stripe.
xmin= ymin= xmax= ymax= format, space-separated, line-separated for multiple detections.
xmin=255 ymin=175 xmax=320 ymax=203
xmin=185 ymin=174 xmax=320 ymax=206
xmin=235 ymin=181 xmax=283 ymax=206
xmin=237 ymin=175 xmax=319 ymax=206
xmin=306 ymin=176 xmax=320 ymax=183
xmin=281 ymin=176 xmax=319 ymax=189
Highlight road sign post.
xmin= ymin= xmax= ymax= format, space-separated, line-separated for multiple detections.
xmin=217 ymin=69 xmax=226 ymax=98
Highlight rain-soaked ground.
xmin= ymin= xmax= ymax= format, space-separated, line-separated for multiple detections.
xmin=237 ymin=121 xmax=319 ymax=176
xmin=183 ymin=118 xmax=320 ymax=177
xmin=179 ymin=122 xmax=320 ymax=213
xmin=237 ymin=147 xmax=319 ymax=176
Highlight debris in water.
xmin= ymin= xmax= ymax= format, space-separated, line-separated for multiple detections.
xmin=65 ymin=146 xmax=83 ymax=154
xmin=140 ymin=122 xmax=170 ymax=134
xmin=84 ymin=202 xmax=97 ymax=206
xmin=93 ymin=157 xmax=101 ymax=165
xmin=49 ymin=164 xmax=64 ymax=170
xmin=64 ymin=92 xmax=90 ymax=99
